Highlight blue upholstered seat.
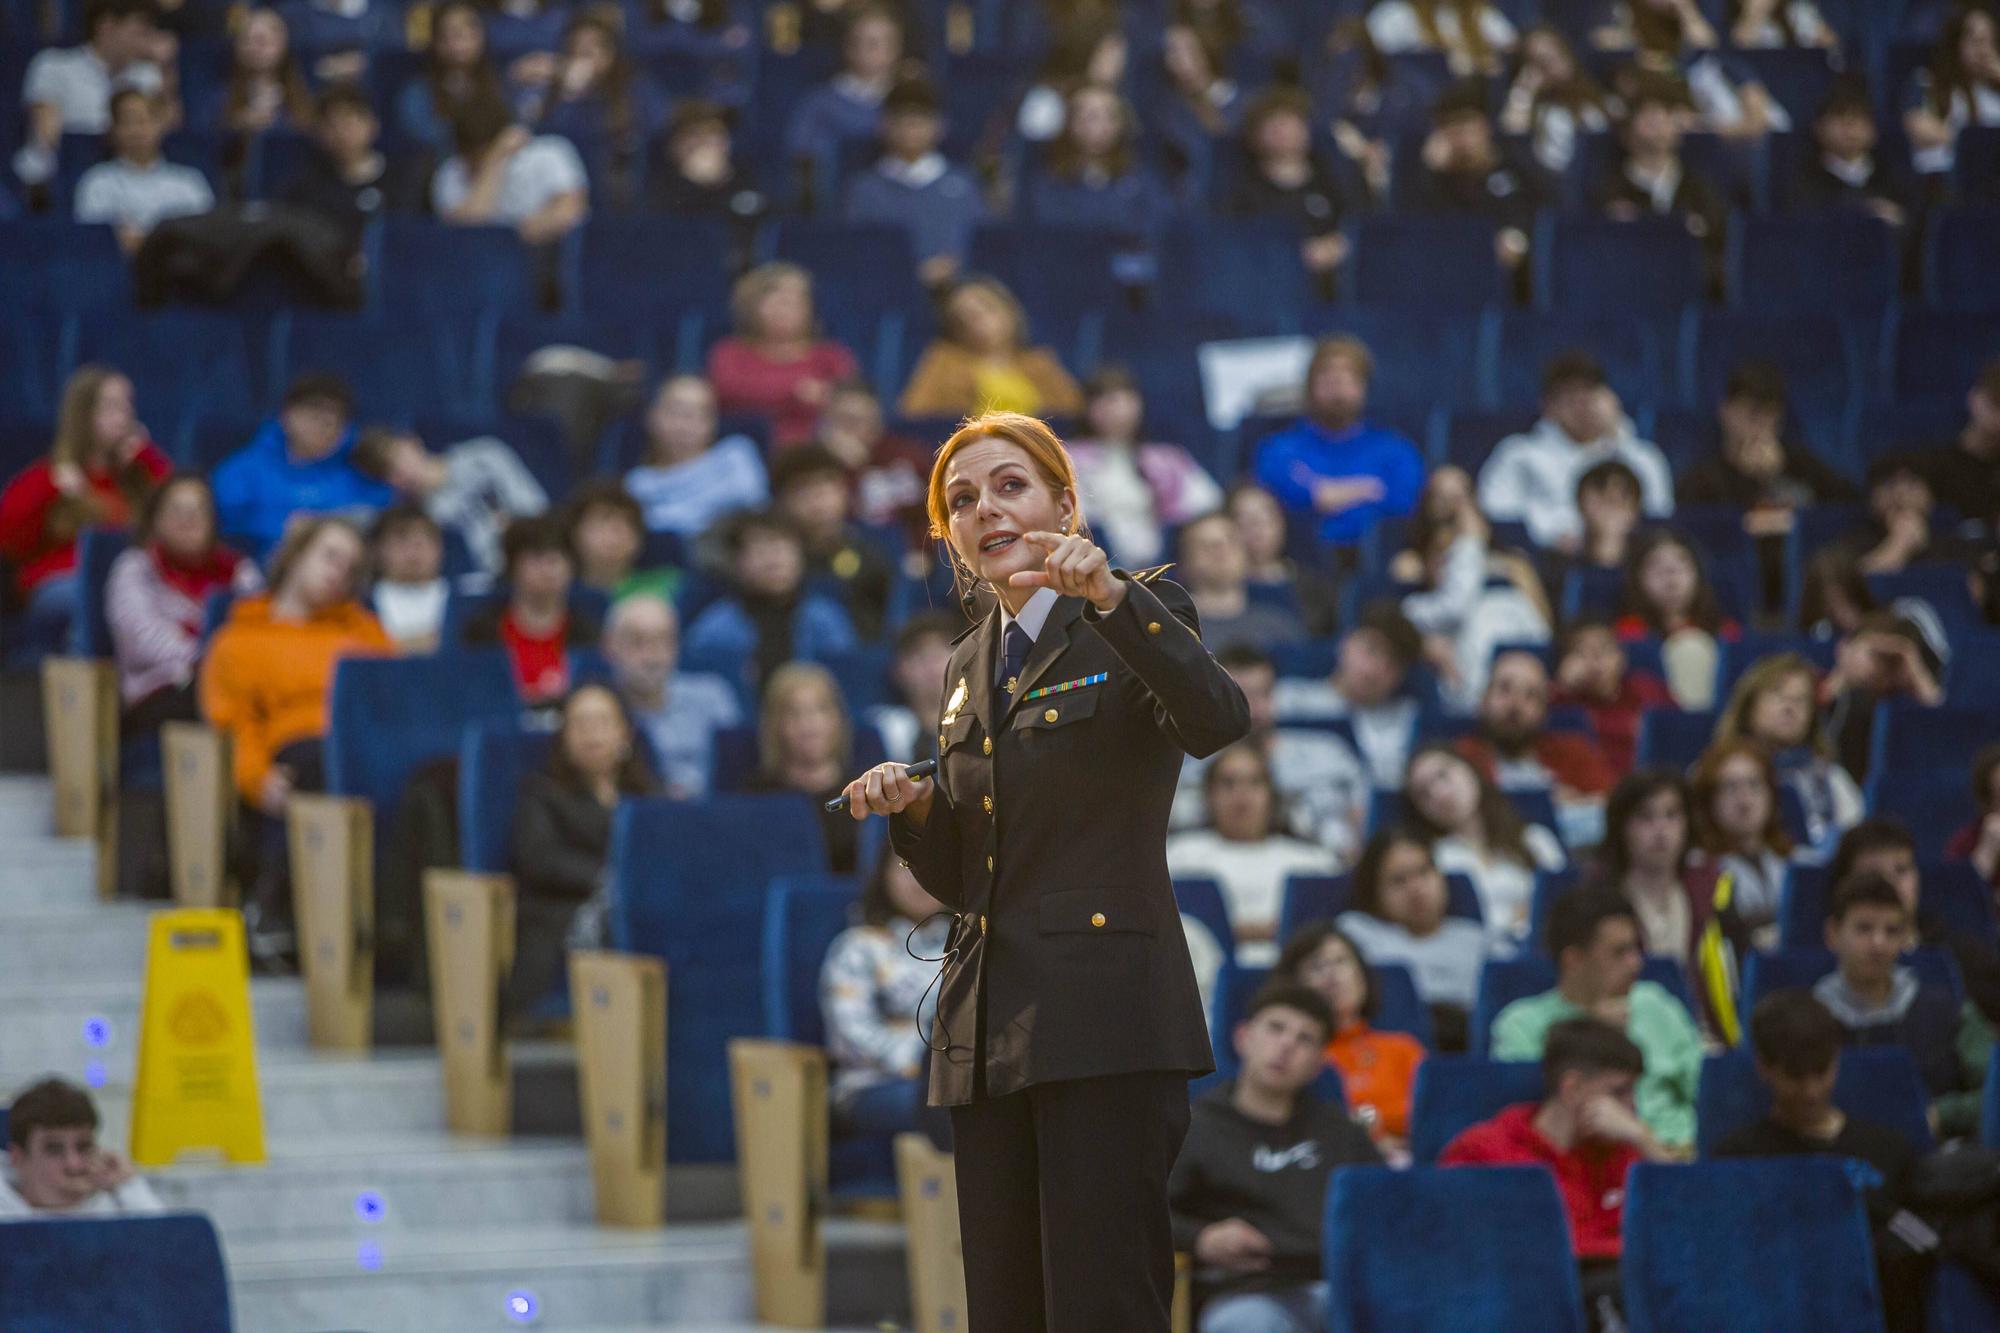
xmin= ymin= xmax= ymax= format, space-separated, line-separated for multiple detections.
xmin=0 ymin=1212 xmax=234 ymax=1332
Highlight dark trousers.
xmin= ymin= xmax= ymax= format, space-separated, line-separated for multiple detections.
xmin=948 ymin=1070 xmax=1190 ymax=1333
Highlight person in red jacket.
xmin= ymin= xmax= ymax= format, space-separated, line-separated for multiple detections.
xmin=1551 ymin=614 xmax=1672 ymax=779
xmin=1440 ymin=1016 xmax=1674 ymax=1331
xmin=0 ymin=365 xmax=169 ymax=654
xmin=705 ymin=261 xmax=861 ymax=449
xmin=1455 ymin=648 xmax=1617 ymax=800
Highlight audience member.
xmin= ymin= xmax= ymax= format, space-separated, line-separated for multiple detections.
xmin=601 ymin=593 xmax=740 ymax=799
xmin=1456 ymin=648 xmax=1617 ymax=802
xmin=1902 ymin=1 xmax=2000 ymax=181
xmin=1277 ymin=922 xmax=1427 ymax=1146
xmin=1498 ymin=25 xmax=1611 ymax=173
xmin=13 ymin=0 xmax=171 ymax=192
xmin=431 ymin=91 xmax=589 ymax=244
xmin=1688 ymin=738 xmax=1794 ymax=943
xmin=819 ymin=849 xmax=951 ymax=1140
xmin=1166 ymin=741 xmax=1340 ymax=961
xmin=1316 ymin=21 xmax=1430 ymax=198
xmin=1402 ymin=81 xmax=1549 ymax=272
xmin=395 ymin=0 xmax=501 ymax=152
xmin=1176 ymin=512 xmax=1307 ymax=655
xmin=211 ymin=372 xmax=390 ymax=558
xmin=1490 ymin=889 xmax=1702 ymax=1150
xmin=650 ymin=97 xmax=765 ymax=220
xmin=1714 ymin=990 xmax=1930 ymax=1333
xmin=1596 ymin=72 xmax=1728 ymax=252
xmin=817 ymin=379 xmax=933 ymax=546
xmin=844 ymin=77 xmax=986 ymax=288
xmin=1155 ymin=18 xmax=1245 ymax=184
xmin=898 ymin=277 xmax=1083 ymax=419
xmin=1676 ymin=362 xmax=1858 ymax=525
xmin=1849 ymin=455 xmax=1962 ymax=575
xmin=200 ymin=516 xmax=389 ymax=965
xmin=770 ymin=444 xmax=893 ymax=638
xmin=508 ymin=682 xmax=660 ymax=1023
xmin=105 ymin=473 xmax=258 ymax=734
xmin=1028 ymin=84 xmax=1174 ymax=231
xmin=1544 ymin=459 xmax=1647 ymax=600
xmin=1814 ymin=872 xmax=1991 ymax=1140
xmin=1225 ymin=87 xmax=1353 ymax=287
xmin=205 ymin=7 xmax=311 ymax=135
xmin=1273 ymin=603 xmax=1425 ymax=789
xmin=367 ymin=504 xmax=448 ymax=652
xmin=562 ymin=479 xmax=661 ymax=600
xmin=707 ymin=263 xmax=861 ymax=449
xmin=746 ymin=661 xmax=861 ymax=873
xmin=1478 ymin=353 xmax=1673 ymax=550
xmin=1908 ymin=358 xmax=2000 ymax=527
xmin=280 ymin=83 xmax=420 ymax=262
xmin=1716 ymin=653 xmax=1865 ymax=851
xmin=1792 ymin=83 xmax=1914 ymax=225
xmin=1823 ymin=609 xmax=1944 ymax=780
xmin=1831 ymin=818 xmax=2000 ymax=1029
xmin=74 ymin=89 xmax=214 ymax=254
xmin=1014 ymin=16 xmax=1129 ymax=143
xmin=1066 ymin=367 xmax=1223 ymax=568
xmin=868 ymin=611 xmax=956 ymax=764
xmin=1944 ymin=744 xmax=2000 ymax=891
xmin=1617 ymin=529 xmax=1737 ymax=710
xmin=1 ymin=1078 xmax=163 ymax=1217
xmin=352 ymin=425 xmax=548 ymax=578
xmin=1251 ymin=335 xmax=1425 ymax=549
xmin=685 ymin=509 xmax=859 ymax=691
xmin=1551 ymin=614 xmax=1671 ymax=778
xmin=0 ymin=364 xmax=170 ymax=651
xmin=519 ymin=12 xmax=663 ymax=201
xmin=1729 ymin=0 xmax=1839 ymax=48
xmin=1405 ymin=741 xmax=1567 ymax=947
xmin=1229 ymin=482 xmax=1340 ymax=636
xmin=460 ymin=515 xmax=600 ymax=705
xmin=785 ymin=1 xmax=907 ymax=202
xmin=1339 ymin=827 xmax=1491 ymax=1043
xmin=1367 ymin=0 xmax=1517 ymax=76
xmin=1610 ymin=5 xmax=1789 ymax=140
xmin=623 ymin=374 xmax=769 ymax=537
xmin=1169 ymin=983 xmax=1383 ymax=1327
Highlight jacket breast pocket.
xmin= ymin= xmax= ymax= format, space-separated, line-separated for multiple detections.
xmin=1009 ymin=689 xmax=1102 ymax=734
xmin=939 ymin=715 xmax=982 ymax=753
xmin=1038 ymin=887 xmax=1155 ymax=937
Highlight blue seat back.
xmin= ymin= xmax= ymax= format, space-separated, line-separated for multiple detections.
xmin=1635 ymin=707 xmax=1719 ymax=771
xmin=1408 ymin=1056 xmax=1546 ymax=1165
xmin=1741 ymin=946 xmax=1965 ymax=1015
xmin=0 ymin=1213 xmax=233 ymax=1332
xmin=1780 ymin=860 xmax=1998 ymax=952
xmin=457 ymin=722 xmax=553 ymax=875
xmin=1622 ymin=1159 xmax=1882 ymax=1333
xmin=710 ymin=723 xmax=888 ymax=794
xmin=610 ymin=794 xmax=830 ymax=1162
xmin=71 ymin=527 xmax=131 ymax=657
xmin=1324 ymin=1165 xmax=1587 ymax=1333
xmin=1278 ymin=873 xmax=1352 ymax=944
xmin=1172 ymin=876 xmax=1235 ymax=960
xmin=1932 ymin=1261 xmax=2000 ymax=1332
xmin=1538 ymin=216 xmax=1703 ymax=316
xmin=324 ymin=652 xmax=521 ymax=816
xmin=760 ymin=874 xmax=861 ymax=1046
xmin=1694 ymin=1048 xmax=1935 ymax=1157
xmin=1863 ymin=767 xmax=1977 ymax=865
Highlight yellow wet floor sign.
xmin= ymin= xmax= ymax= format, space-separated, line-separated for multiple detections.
xmin=131 ymin=908 xmax=266 ymax=1166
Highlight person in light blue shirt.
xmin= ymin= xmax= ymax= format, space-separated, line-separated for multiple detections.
xmin=682 ymin=509 xmax=858 ymax=692
xmin=1251 ymin=335 xmax=1425 ymax=548
xmin=210 ymin=374 xmax=395 ymax=558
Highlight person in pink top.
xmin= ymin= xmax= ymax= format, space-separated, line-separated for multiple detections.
xmin=705 ymin=261 xmax=861 ymax=448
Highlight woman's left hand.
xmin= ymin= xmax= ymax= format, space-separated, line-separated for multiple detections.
xmin=1010 ymin=531 xmax=1125 ymax=613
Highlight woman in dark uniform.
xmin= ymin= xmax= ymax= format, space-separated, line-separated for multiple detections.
xmin=840 ymin=411 xmax=1251 ymax=1332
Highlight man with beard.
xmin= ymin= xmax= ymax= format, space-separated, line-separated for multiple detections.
xmin=1455 ymin=649 xmax=1616 ymax=802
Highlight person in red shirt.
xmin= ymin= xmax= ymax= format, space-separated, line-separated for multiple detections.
xmin=460 ymin=515 xmax=600 ymax=705
xmin=1456 ymin=648 xmax=1617 ymax=800
xmin=0 ymin=365 xmax=170 ymax=654
xmin=1944 ymin=744 xmax=2000 ymax=892
xmin=705 ymin=261 xmax=861 ymax=449
xmin=1551 ymin=614 xmax=1671 ymax=779
xmin=1440 ymin=1016 xmax=1674 ymax=1330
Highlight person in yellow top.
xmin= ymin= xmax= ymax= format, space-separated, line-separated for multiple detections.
xmin=898 ymin=277 xmax=1084 ymax=420
xmin=199 ymin=515 xmax=392 ymax=967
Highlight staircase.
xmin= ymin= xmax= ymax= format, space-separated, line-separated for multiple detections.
xmin=0 ymin=776 xmax=905 ymax=1332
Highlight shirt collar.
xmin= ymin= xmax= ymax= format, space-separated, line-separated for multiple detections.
xmin=879 ymin=151 xmax=947 ymax=188
xmin=1823 ymin=152 xmax=1874 ymax=187
xmin=1001 ymin=586 xmax=1059 ymax=643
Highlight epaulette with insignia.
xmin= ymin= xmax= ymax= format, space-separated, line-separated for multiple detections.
xmin=1130 ymin=563 xmax=1175 ymax=585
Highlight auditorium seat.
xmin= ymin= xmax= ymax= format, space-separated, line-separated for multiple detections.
xmin=1694 ymin=1047 xmax=1934 ymax=1157
xmin=1682 ymin=310 xmax=1858 ymax=426
xmin=1621 ymin=1159 xmax=1883 ymax=1333
xmin=457 ymin=722 xmax=554 ymax=875
xmin=1864 ymin=767 xmax=1977 ymax=865
xmin=965 ymin=222 xmax=1134 ymax=335
xmin=275 ymin=312 xmax=463 ymax=422
xmin=1924 ymin=209 xmax=2000 ymax=313
xmin=1173 ymin=876 xmax=1236 ymax=960
xmin=576 ymin=216 xmax=733 ymax=324
xmin=72 ymin=308 xmax=261 ymax=425
xmin=1407 ymin=1056 xmax=1546 ymax=1164
xmin=0 ymin=1212 xmax=235 ymax=1332
xmin=1739 ymin=945 xmax=1964 ymax=1016
xmin=1347 ymin=214 xmax=1507 ymax=312
xmin=1633 ymin=707 xmax=1719 ymax=771
xmin=1867 ymin=702 xmax=2000 ymax=779
xmin=1714 ymin=632 xmax=1834 ymax=702
xmin=709 ymin=723 xmax=886 ymax=794
xmin=380 ymin=219 xmax=542 ymax=319
xmin=0 ymin=220 xmax=131 ymax=313
xmin=1155 ymin=219 xmax=1311 ymax=329
xmin=1892 ymin=310 xmax=2000 ymax=402
xmin=1302 ymin=306 xmax=1483 ymax=411
xmin=1482 ymin=308 xmax=1667 ymax=412
xmin=1727 ymin=214 xmax=1898 ymax=314
xmin=1535 ymin=216 xmax=1703 ymax=317
xmin=1773 ymin=860 xmax=1996 ymax=953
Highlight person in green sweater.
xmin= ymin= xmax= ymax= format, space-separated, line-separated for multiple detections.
xmin=1491 ymin=887 xmax=1703 ymax=1151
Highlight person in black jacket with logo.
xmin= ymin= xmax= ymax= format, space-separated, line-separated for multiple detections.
xmin=840 ymin=410 xmax=1252 ymax=1332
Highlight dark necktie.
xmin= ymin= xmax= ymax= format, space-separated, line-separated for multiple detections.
xmin=998 ymin=621 xmax=1031 ymax=697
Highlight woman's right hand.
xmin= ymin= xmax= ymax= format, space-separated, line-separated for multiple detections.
xmin=841 ymin=762 xmax=934 ymax=825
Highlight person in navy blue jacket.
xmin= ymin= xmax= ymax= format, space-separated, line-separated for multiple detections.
xmin=841 ymin=411 xmax=1250 ymax=1332
xmin=210 ymin=373 xmax=394 ymax=558
xmin=1026 ymin=83 xmax=1178 ymax=233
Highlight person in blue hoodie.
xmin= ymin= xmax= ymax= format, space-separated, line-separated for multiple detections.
xmin=844 ymin=75 xmax=986 ymax=288
xmin=683 ymin=507 xmax=858 ymax=693
xmin=210 ymin=373 xmax=395 ymax=558
xmin=1252 ymin=335 xmax=1426 ymax=549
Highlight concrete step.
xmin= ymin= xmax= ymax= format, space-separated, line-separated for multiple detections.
xmin=72 ymin=1054 xmax=449 ymax=1146
xmin=0 ymin=976 xmax=312 ymax=1078
xmin=0 ymin=902 xmax=154 ymax=985
xmin=0 ymin=840 xmax=99 ymax=908
xmin=0 ymin=775 xmax=56 ymax=835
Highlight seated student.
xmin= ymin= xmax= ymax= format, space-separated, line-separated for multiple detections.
xmin=1478 ymin=353 xmax=1673 ymax=552
xmin=1066 ymin=367 xmax=1223 ymax=569
xmin=784 ymin=2 xmax=906 ymax=204
xmin=1338 ymin=826 xmax=1492 ymax=1044
xmin=366 ymin=504 xmax=449 ymax=654
xmin=1277 ymin=922 xmax=1429 ymax=1143
xmin=1273 ymin=603 xmax=1425 ymax=790
xmin=1901 ymin=2 xmax=2000 ymax=184
xmin=1832 ymin=818 xmax=2000 ymax=1031
xmin=749 ymin=662 xmax=860 ymax=873
xmin=1790 ymin=82 xmax=1915 ymax=226
xmin=1542 ymin=460 xmax=1647 ymax=602
xmin=1616 ymin=528 xmax=1738 ymax=710
xmin=1945 ymin=744 xmax=2000 ymax=892
xmin=1441 ymin=1017 xmax=1675 ymax=1330
xmin=1499 ymin=25 xmax=1613 ymax=174
xmin=1013 ymin=17 xmax=1128 ymax=145
xmin=431 ymin=90 xmax=589 ymax=245
xmin=1175 ymin=645 xmax=1373 ymax=866
xmin=1456 ymin=649 xmax=1618 ymax=802
xmin=1251 ymin=335 xmax=1425 ymax=551
xmin=508 ymin=682 xmax=660 ymax=1025
xmin=650 ymin=97 xmax=767 ymax=222
xmin=1676 ymin=362 xmax=1858 ymax=530
xmin=1226 ymin=86 xmax=1355 ymax=289
xmin=562 ymin=479 xmax=664 ymax=601
xmin=844 ymin=76 xmax=987 ymax=289
xmin=280 ymin=83 xmax=423 ymax=270
xmin=1027 ymin=83 xmax=1174 ymax=232
xmin=706 ymin=263 xmax=861 ymax=450
xmin=1716 ymin=653 xmax=1864 ymax=853
xmin=1815 ymin=872 xmax=1994 ymax=1141
xmin=770 ymin=444 xmax=894 ymax=639
xmin=869 ymin=611 xmax=957 ymax=765
xmin=203 ymin=7 xmax=311 ymax=135
xmin=106 ymin=473 xmax=259 ymax=735
xmin=816 ymin=378 xmax=934 ymax=547
xmin=897 ymin=277 xmax=1083 ymax=420
xmin=1688 ymin=738 xmax=1794 ymax=944
xmin=517 ymin=12 xmax=663 ymax=205
xmin=684 ymin=509 xmax=860 ymax=692
xmin=1822 ymin=609 xmax=1945 ymax=781
xmin=1595 ymin=72 xmax=1727 ymax=254
xmin=1605 ymin=7 xmax=1790 ymax=141
xmin=394 ymin=0 xmax=501 ymax=155
xmin=1367 ymin=0 xmax=1517 ymax=76
xmin=201 ymin=517 xmax=391 ymax=967
xmin=1492 ymin=888 xmax=1703 ymax=1150
xmin=12 ymin=0 xmax=171 ymax=195
xmin=819 ymin=850 xmax=952 ymax=1141
xmin=1845 ymin=454 xmax=1974 ymax=576
xmin=1169 ymin=981 xmax=1385 ymax=1328
xmin=1551 ymin=614 xmax=1671 ymax=779
xmin=351 ymin=426 xmax=548 ymax=579
xmin=1176 ymin=511 xmax=1308 ymax=656
xmin=1714 ymin=990 xmax=1930 ymax=1333
xmin=600 ymin=593 xmax=740 ymax=799
xmin=460 ymin=516 xmax=601 ymax=706
xmin=1405 ymin=742 xmax=1568 ymax=949
xmin=1402 ymin=79 xmax=1549 ymax=274
xmin=1 ymin=1077 xmax=163 ymax=1217
xmin=74 ymin=89 xmax=213 ymax=255
xmin=1728 ymin=0 xmax=1840 ymax=49
xmin=623 ymin=374 xmax=769 ymax=539
xmin=1906 ymin=357 xmax=2000 ymax=529
xmin=1229 ymin=481 xmax=1340 ymax=637
xmin=211 ymin=373 xmax=393 ymax=559
xmin=1167 ymin=742 xmax=1341 ymax=962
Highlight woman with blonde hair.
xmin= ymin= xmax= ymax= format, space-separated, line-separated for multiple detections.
xmin=748 ymin=660 xmax=859 ymax=872
xmin=838 ymin=410 xmax=1249 ymax=1329
xmin=706 ymin=261 xmax=861 ymax=447
xmin=1714 ymin=651 xmax=1862 ymax=853
xmin=898 ymin=277 xmax=1083 ymax=419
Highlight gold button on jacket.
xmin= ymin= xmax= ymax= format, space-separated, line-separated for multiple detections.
xmin=1090 ymin=912 xmax=1107 ymax=928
